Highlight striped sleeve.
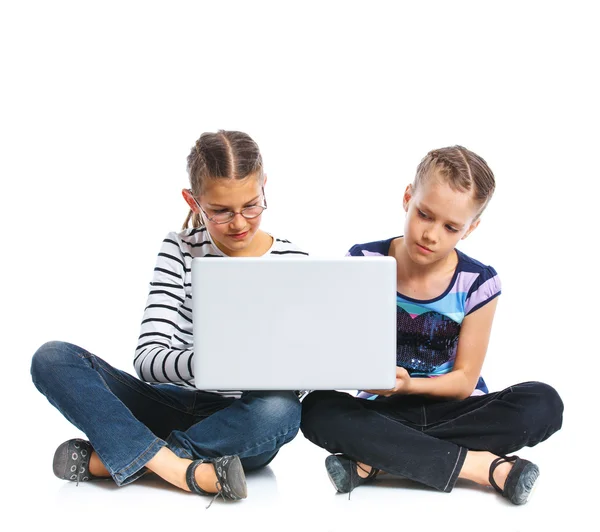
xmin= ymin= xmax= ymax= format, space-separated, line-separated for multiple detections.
xmin=464 ymin=266 xmax=502 ymax=316
xmin=271 ymin=237 xmax=309 ymax=255
xmin=134 ymin=234 xmax=194 ymax=386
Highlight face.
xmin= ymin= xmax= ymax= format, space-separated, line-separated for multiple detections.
xmin=184 ymin=174 xmax=266 ymax=257
xmin=402 ymin=173 xmax=481 ymax=266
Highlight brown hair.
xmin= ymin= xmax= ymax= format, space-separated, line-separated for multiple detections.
xmin=182 ymin=130 xmax=264 ymax=229
xmin=414 ymin=146 xmax=495 ymax=219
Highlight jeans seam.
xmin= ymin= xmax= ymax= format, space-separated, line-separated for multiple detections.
xmin=62 ymin=342 xmax=94 ymax=360
xmin=71 ymin=346 xmax=192 ymax=416
xmin=114 ymin=437 xmax=166 ymax=485
xmin=229 ymin=422 xmax=300 ymax=457
xmin=425 ymin=386 xmax=515 ymax=431
xmin=370 ymin=407 xmax=420 ymax=430
xmin=102 ymin=368 xmax=190 ymax=414
xmin=443 ymin=446 xmax=465 ymax=492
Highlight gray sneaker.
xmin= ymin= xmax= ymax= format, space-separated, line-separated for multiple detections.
xmin=53 ymin=439 xmax=97 ymax=485
xmin=186 ymin=455 xmax=247 ymax=508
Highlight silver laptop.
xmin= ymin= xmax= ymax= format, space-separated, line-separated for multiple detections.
xmin=192 ymin=256 xmax=396 ymax=391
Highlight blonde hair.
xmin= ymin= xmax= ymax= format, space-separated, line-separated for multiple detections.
xmin=414 ymin=146 xmax=495 ymax=219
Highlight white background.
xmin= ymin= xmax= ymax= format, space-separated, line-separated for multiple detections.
xmin=1 ymin=0 xmax=598 ymax=529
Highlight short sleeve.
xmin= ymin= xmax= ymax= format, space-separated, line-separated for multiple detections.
xmin=346 ymin=244 xmax=361 ymax=257
xmin=464 ymin=266 xmax=502 ymax=316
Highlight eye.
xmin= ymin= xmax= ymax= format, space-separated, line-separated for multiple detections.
xmin=445 ymin=225 xmax=459 ymax=233
xmin=417 ymin=209 xmax=429 ymax=219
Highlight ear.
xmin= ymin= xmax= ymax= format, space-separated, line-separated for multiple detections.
xmin=403 ymin=184 xmax=413 ymax=212
xmin=461 ymin=218 xmax=481 ymax=240
xmin=182 ymin=188 xmax=200 ymax=213
xmin=263 ymin=173 xmax=268 ymax=187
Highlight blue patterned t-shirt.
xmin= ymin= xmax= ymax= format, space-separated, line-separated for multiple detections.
xmin=350 ymin=237 xmax=501 ymax=398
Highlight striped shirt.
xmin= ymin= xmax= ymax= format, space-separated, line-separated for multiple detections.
xmin=134 ymin=227 xmax=308 ymax=396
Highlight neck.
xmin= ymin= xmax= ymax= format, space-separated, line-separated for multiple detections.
xmin=393 ymin=238 xmax=457 ymax=281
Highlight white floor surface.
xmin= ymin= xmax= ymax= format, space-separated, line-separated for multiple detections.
xmin=8 ymin=399 xmax=591 ymax=532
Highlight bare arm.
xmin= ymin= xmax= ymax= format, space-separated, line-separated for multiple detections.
xmin=367 ymin=297 xmax=499 ymax=400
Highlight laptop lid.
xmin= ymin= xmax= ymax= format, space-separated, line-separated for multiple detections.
xmin=192 ymin=256 xmax=396 ymax=391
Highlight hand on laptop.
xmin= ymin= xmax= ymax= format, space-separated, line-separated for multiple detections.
xmin=364 ymin=366 xmax=411 ymax=397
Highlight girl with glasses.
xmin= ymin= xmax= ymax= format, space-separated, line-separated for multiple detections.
xmin=300 ymin=146 xmax=563 ymax=505
xmin=31 ymin=130 xmax=308 ymax=505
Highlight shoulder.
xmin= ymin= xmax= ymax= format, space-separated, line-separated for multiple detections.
xmin=455 ymin=249 xmax=501 ymax=314
xmin=347 ymin=236 xmax=398 ymax=257
xmin=163 ymin=227 xmax=224 ymax=257
xmin=455 ymin=248 xmax=499 ymax=284
xmin=268 ymin=235 xmax=309 ymax=256
xmin=173 ymin=227 xmax=210 ymax=249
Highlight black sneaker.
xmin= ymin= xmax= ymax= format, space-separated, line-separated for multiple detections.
xmin=489 ymin=455 xmax=540 ymax=505
xmin=325 ymin=454 xmax=379 ymax=497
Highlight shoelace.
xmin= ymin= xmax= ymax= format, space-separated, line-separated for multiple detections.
xmin=75 ymin=458 xmax=89 ymax=487
xmin=205 ymin=481 xmax=227 ymax=509
xmin=75 ymin=459 xmax=91 ymax=487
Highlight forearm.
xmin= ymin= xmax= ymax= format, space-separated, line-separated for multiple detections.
xmin=405 ymin=370 xmax=474 ymax=400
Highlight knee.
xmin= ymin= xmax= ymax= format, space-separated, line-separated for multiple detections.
xmin=531 ymin=382 xmax=564 ymax=430
xmin=515 ymin=381 xmax=564 ymax=434
xmin=31 ymin=341 xmax=86 ymax=387
xmin=31 ymin=341 xmax=68 ymax=381
xmin=300 ymin=391 xmax=341 ymax=437
xmin=247 ymin=391 xmax=302 ymax=431
xmin=300 ymin=391 xmax=330 ymax=425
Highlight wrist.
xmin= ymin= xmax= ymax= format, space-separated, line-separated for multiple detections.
xmin=403 ymin=375 xmax=417 ymax=395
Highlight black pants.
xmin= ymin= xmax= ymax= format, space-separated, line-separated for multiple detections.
xmin=300 ymin=381 xmax=563 ymax=492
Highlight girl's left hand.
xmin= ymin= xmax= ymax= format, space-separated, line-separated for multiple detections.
xmin=364 ymin=366 xmax=411 ymax=397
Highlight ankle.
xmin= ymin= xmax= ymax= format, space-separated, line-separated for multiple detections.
xmin=146 ymin=448 xmax=191 ymax=491
xmin=460 ymin=451 xmax=509 ymax=487
xmin=356 ymin=462 xmax=373 ymax=479
xmin=489 ymin=460 xmax=512 ymax=490
xmin=194 ymin=462 xmax=218 ymax=494
xmin=88 ymin=451 xmax=110 ymax=477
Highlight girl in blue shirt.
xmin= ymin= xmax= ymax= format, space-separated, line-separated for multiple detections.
xmin=301 ymin=146 xmax=563 ymax=505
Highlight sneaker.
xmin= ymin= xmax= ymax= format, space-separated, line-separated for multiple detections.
xmin=489 ymin=455 xmax=540 ymax=505
xmin=53 ymin=439 xmax=97 ymax=485
xmin=325 ymin=454 xmax=379 ymax=496
xmin=186 ymin=455 xmax=247 ymax=508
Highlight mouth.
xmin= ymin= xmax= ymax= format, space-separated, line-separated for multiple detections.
xmin=416 ymin=243 xmax=433 ymax=253
xmin=228 ymin=230 xmax=249 ymax=240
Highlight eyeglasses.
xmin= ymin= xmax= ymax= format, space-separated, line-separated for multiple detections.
xmin=194 ymin=187 xmax=268 ymax=225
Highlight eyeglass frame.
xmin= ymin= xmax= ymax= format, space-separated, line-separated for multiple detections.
xmin=192 ymin=186 xmax=268 ymax=224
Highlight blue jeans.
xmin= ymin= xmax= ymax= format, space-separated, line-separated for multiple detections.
xmin=31 ymin=341 xmax=301 ymax=486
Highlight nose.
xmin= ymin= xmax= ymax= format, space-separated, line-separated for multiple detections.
xmin=229 ymin=212 xmax=247 ymax=231
xmin=422 ymin=226 xmax=439 ymax=244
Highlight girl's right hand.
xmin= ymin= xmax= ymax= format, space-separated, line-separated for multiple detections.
xmin=364 ymin=366 xmax=412 ymax=397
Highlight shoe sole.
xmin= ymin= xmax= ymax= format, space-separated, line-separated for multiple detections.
xmin=53 ymin=441 xmax=70 ymax=479
xmin=325 ymin=456 xmax=350 ymax=493
xmin=225 ymin=456 xmax=248 ymax=499
xmin=516 ymin=463 xmax=540 ymax=505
